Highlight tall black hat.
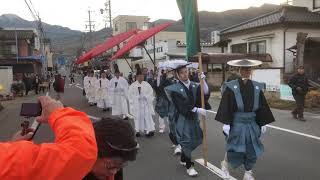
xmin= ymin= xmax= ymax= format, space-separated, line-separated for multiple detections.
xmin=135 ymin=64 xmax=143 ymax=76
xmin=114 ymin=63 xmax=120 ymax=74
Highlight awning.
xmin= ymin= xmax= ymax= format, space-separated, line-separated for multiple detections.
xmin=111 ymin=22 xmax=172 ymax=61
xmin=75 ymin=29 xmax=138 ymax=64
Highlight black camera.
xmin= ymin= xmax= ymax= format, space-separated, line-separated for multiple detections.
xmin=20 ymin=103 xmax=42 ymax=140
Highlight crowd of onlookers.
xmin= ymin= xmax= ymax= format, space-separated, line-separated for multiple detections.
xmin=10 ymin=72 xmax=65 ymax=98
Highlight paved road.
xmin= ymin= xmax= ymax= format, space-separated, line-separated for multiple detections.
xmin=0 ymin=78 xmax=319 ymax=180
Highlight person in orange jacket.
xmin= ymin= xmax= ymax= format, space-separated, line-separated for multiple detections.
xmin=0 ymin=96 xmax=98 ymax=180
xmin=84 ymin=117 xmax=139 ymax=180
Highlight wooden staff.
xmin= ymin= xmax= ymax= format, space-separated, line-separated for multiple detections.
xmin=198 ymin=52 xmax=208 ymax=166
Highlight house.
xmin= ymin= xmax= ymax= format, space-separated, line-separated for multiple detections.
xmin=112 ymin=15 xmax=150 ymax=76
xmin=0 ymin=28 xmax=42 ymax=75
xmin=292 ymin=0 xmax=320 ymax=12
xmin=219 ymin=5 xmax=320 ymax=76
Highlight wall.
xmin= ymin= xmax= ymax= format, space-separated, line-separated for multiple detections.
xmin=293 ymin=0 xmax=316 ymax=11
xmin=226 ymin=28 xmax=284 ymax=68
xmin=0 ymin=66 xmax=13 ymax=95
xmin=117 ymin=58 xmax=132 ymax=77
xmin=113 ymin=15 xmax=149 ymax=35
xmin=18 ymin=40 xmax=29 ymax=56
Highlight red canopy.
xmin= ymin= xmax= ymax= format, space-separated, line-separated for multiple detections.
xmin=111 ymin=22 xmax=172 ymax=61
xmin=75 ymin=29 xmax=138 ymax=64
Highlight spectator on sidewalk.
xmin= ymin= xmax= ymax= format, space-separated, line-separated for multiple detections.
xmin=23 ymin=74 xmax=32 ymax=96
xmin=53 ymin=74 xmax=65 ymax=101
xmin=83 ymin=117 xmax=138 ymax=180
xmin=0 ymin=96 xmax=97 ymax=179
xmin=289 ymin=66 xmax=309 ymax=121
xmin=70 ymin=73 xmax=75 ymax=84
xmin=33 ymin=74 xmax=41 ymax=94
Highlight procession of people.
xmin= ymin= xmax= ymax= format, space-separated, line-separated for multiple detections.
xmin=81 ymin=58 xmax=275 ymax=180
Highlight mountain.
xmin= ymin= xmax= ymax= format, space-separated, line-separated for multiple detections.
xmin=0 ymin=4 xmax=280 ymax=56
xmin=160 ymin=4 xmax=280 ymax=41
xmin=0 ymin=14 xmax=113 ymax=56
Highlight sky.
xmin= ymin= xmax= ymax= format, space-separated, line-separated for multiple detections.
xmin=0 ymin=0 xmax=286 ymax=31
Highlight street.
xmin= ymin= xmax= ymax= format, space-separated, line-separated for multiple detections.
xmin=1 ymin=77 xmax=320 ymax=180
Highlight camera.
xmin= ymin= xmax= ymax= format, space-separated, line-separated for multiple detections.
xmin=20 ymin=103 xmax=42 ymax=140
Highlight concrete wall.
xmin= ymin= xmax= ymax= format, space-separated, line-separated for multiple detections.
xmin=113 ymin=15 xmax=149 ymax=35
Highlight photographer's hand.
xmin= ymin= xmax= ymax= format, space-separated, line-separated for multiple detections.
xmin=11 ymin=129 xmax=34 ymax=141
xmin=36 ymin=96 xmax=63 ymax=123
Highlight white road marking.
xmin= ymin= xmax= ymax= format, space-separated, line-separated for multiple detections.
xmin=75 ymin=85 xmax=84 ymax=90
xmin=266 ymin=125 xmax=320 ymax=141
xmin=195 ymin=159 xmax=237 ymax=180
xmin=206 ymin=110 xmax=320 ymax=141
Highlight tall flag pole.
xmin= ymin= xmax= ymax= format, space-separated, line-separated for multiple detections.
xmin=176 ymin=0 xmax=201 ymax=59
xmin=176 ymin=0 xmax=208 ymax=166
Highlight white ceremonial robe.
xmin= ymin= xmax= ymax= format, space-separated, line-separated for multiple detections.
xmin=84 ymin=76 xmax=97 ymax=103
xmin=128 ymin=81 xmax=155 ymax=133
xmin=95 ymin=78 xmax=111 ymax=109
xmin=109 ymin=76 xmax=129 ymax=116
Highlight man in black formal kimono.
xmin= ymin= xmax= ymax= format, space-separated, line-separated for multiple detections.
xmin=215 ymin=59 xmax=275 ymax=180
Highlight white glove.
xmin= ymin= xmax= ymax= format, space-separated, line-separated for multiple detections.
xmin=200 ymin=72 xmax=206 ymax=79
xmin=261 ymin=126 xmax=267 ymax=134
xmin=192 ymin=107 xmax=207 ymax=117
xmin=223 ymin=124 xmax=230 ymax=136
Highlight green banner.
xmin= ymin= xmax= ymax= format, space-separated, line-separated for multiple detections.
xmin=176 ymin=0 xmax=201 ymax=59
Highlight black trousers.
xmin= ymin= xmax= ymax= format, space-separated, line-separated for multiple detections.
xmin=181 ymin=151 xmax=194 ymax=169
xmin=34 ymin=85 xmax=39 ymax=94
xmin=293 ymin=94 xmax=305 ymax=118
xmin=169 ymin=132 xmax=178 ymax=145
xmin=114 ymin=168 xmax=123 ymax=180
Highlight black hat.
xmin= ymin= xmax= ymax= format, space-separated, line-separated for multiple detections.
xmin=135 ymin=64 xmax=143 ymax=76
xmin=114 ymin=64 xmax=120 ymax=74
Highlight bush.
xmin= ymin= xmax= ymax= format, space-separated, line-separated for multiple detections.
xmin=305 ymin=90 xmax=320 ymax=108
xmin=11 ymin=82 xmax=25 ymax=97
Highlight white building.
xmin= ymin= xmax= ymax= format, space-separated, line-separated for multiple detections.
xmin=219 ymin=5 xmax=320 ymax=74
xmin=292 ymin=0 xmax=320 ymax=12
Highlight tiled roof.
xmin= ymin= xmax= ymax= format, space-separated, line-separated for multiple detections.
xmin=0 ymin=30 xmax=36 ymax=40
xmin=221 ymin=6 xmax=320 ymax=35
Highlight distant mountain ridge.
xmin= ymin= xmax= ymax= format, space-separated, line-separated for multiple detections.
xmin=0 ymin=4 xmax=280 ymax=56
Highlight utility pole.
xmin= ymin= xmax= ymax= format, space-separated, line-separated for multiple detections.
xmin=101 ymin=0 xmax=114 ymax=67
xmin=101 ymin=0 xmax=112 ymax=30
xmin=153 ymin=23 xmax=156 ymax=71
xmin=85 ymin=9 xmax=95 ymax=48
xmin=85 ymin=9 xmax=95 ymax=68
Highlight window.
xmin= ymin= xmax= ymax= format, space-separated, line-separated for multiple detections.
xmin=314 ymin=0 xmax=320 ymax=9
xmin=231 ymin=43 xmax=247 ymax=53
xmin=126 ymin=22 xmax=137 ymax=31
xmin=207 ymin=64 xmax=222 ymax=72
xmin=249 ymin=41 xmax=266 ymax=54
xmin=0 ymin=41 xmax=17 ymax=56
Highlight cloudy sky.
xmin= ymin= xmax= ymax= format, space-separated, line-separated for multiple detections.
xmin=1 ymin=0 xmax=286 ymax=31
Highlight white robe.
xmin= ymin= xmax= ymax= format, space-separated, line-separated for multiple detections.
xmin=95 ymin=78 xmax=111 ymax=109
xmin=128 ymin=81 xmax=155 ymax=133
xmin=84 ymin=76 xmax=97 ymax=103
xmin=109 ymin=76 xmax=129 ymax=116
